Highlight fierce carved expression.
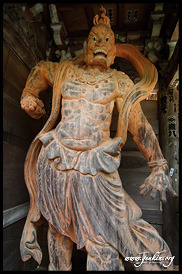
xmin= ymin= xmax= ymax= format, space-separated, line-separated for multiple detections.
xmin=84 ymin=24 xmax=116 ymax=70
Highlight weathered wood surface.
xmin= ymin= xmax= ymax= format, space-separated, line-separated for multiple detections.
xmin=19 ymin=7 xmax=176 ymax=271
xmin=3 ymin=202 xmax=29 ymax=228
xmin=3 ymin=54 xmax=48 ymax=211
xmin=3 ymin=142 xmax=29 ymax=210
xmin=159 ymin=77 xmax=179 ymax=265
xmin=3 ymin=3 xmax=50 ymax=69
xmin=3 ymin=42 xmax=30 ymax=91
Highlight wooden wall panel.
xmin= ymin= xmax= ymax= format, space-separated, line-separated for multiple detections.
xmin=3 ymin=5 xmax=54 ymax=271
xmin=119 ymin=3 xmax=153 ymax=30
xmin=3 ymin=43 xmax=46 ymax=212
xmin=3 ymin=3 xmax=49 ymax=68
xmin=3 ymin=42 xmax=30 ymax=92
xmin=3 ymin=80 xmax=45 ymax=143
xmin=61 ymin=8 xmax=89 ymax=32
xmin=3 ymin=142 xmax=29 ymax=210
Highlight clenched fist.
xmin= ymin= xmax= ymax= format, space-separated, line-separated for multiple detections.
xmin=20 ymin=94 xmax=46 ymax=119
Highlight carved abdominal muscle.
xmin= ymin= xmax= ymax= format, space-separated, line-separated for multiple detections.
xmin=55 ymin=67 xmax=119 ymax=150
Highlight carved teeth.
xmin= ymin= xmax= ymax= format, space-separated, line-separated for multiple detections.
xmin=94 ymin=49 xmax=107 ymax=57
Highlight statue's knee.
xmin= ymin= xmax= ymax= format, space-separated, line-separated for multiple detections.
xmin=61 ymin=234 xmax=74 ymax=250
xmin=85 ymin=239 xmax=124 ymax=271
xmin=99 ymin=245 xmax=123 ymax=270
xmin=85 ymin=238 xmax=99 ymax=257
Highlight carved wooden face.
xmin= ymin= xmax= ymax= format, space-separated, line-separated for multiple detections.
xmin=84 ymin=24 xmax=116 ymax=69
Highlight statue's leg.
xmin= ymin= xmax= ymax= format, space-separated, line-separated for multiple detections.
xmin=129 ymin=218 xmax=174 ymax=271
xmin=124 ymin=191 xmax=174 ymax=270
xmin=85 ymin=237 xmax=124 ymax=271
xmin=47 ymin=223 xmax=74 ymax=271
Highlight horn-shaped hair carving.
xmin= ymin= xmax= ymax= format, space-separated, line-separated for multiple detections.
xmin=93 ymin=6 xmax=111 ymax=27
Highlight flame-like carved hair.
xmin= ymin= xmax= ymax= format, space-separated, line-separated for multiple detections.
xmin=93 ymin=6 xmax=111 ymax=27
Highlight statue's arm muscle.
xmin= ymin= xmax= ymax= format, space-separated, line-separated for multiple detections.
xmin=22 ymin=61 xmax=59 ymax=98
xmin=128 ymin=103 xmax=178 ymax=201
xmin=128 ymin=103 xmax=163 ymax=162
xmin=20 ymin=61 xmax=59 ymax=119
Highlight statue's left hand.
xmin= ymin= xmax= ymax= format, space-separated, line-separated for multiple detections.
xmin=139 ymin=165 xmax=178 ymax=203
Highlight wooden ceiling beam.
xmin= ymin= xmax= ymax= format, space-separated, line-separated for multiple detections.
xmin=54 ymin=3 xmax=97 ymax=11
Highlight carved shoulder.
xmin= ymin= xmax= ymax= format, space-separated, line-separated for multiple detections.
xmin=22 ymin=60 xmax=59 ymax=98
xmin=35 ymin=60 xmax=59 ymax=86
xmin=115 ymin=71 xmax=134 ymax=98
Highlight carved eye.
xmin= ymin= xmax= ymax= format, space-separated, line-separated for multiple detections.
xmin=93 ymin=36 xmax=97 ymax=41
xmin=106 ymin=37 xmax=109 ymax=41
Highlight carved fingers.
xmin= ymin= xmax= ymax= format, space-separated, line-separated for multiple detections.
xmin=20 ymin=94 xmax=46 ymax=119
xmin=139 ymin=168 xmax=178 ymax=203
xmin=163 ymin=175 xmax=179 ymax=198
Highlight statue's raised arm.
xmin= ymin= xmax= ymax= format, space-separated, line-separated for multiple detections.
xmin=20 ymin=61 xmax=58 ymax=119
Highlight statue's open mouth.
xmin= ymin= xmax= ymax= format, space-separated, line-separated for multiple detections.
xmin=93 ymin=49 xmax=107 ymax=58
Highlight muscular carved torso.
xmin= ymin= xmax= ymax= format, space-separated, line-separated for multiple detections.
xmin=55 ymin=66 xmax=129 ymax=151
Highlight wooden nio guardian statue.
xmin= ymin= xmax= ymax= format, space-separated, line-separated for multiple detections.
xmin=20 ymin=7 xmax=177 ymax=271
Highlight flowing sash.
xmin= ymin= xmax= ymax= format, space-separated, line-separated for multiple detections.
xmin=115 ymin=43 xmax=158 ymax=145
xmin=20 ymin=60 xmax=71 ymax=264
